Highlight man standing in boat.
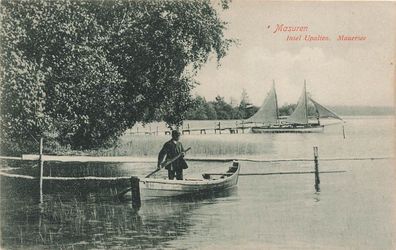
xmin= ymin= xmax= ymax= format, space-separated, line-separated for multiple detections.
xmin=157 ymin=130 xmax=188 ymax=180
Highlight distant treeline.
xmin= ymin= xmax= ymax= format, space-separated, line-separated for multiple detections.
xmin=328 ymin=106 xmax=394 ymax=116
xmin=185 ymin=95 xmax=394 ymax=120
xmin=184 ymin=95 xmax=258 ymax=120
xmin=185 ymin=94 xmax=301 ymax=120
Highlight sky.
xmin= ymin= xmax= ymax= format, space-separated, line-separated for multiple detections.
xmin=193 ymin=1 xmax=396 ymax=107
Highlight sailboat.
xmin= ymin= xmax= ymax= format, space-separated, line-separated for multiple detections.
xmin=246 ymin=80 xmax=343 ymax=133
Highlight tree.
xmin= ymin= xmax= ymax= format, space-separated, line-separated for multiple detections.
xmin=205 ymin=102 xmax=218 ymax=120
xmin=278 ymin=104 xmax=296 ymax=116
xmin=185 ymin=96 xmax=209 ymax=120
xmin=0 ymin=51 xmax=51 ymax=152
xmin=278 ymin=103 xmax=317 ymax=117
xmin=211 ymin=95 xmax=235 ymax=119
xmin=185 ymin=95 xmax=219 ymax=120
xmin=0 ymin=0 xmax=233 ymax=152
xmin=236 ymin=88 xmax=257 ymax=119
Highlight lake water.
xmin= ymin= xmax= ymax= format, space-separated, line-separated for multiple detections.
xmin=1 ymin=116 xmax=395 ymax=249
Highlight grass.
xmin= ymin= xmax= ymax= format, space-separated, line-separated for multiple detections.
xmin=2 ymin=193 xmax=190 ymax=249
xmin=45 ymin=133 xmax=270 ymax=158
xmin=92 ymin=134 xmax=273 ymax=157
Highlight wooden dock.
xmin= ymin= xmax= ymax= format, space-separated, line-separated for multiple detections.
xmin=129 ymin=121 xmax=256 ymax=136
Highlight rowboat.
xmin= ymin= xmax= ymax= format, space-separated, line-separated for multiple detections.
xmin=121 ymin=161 xmax=241 ymax=200
xmin=0 ymin=160 xmax=241 ymax=202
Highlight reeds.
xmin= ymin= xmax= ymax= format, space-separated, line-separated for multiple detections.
xmin=98 ymin=134 xmax=273 ymax=157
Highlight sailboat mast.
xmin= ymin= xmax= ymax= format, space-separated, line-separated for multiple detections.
xmin=273 ymin=80 xmax=279 ymax=123
xmin=304 ymin=80 xmax=308 ymax=124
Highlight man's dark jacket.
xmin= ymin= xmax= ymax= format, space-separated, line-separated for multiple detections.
xmin=158 ymin=140 xmax=188 ymax=170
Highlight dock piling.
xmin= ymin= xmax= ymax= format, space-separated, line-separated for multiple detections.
xmin=313 ymin=146 xmax=320 ymax=192
xmin=39 ymin=138 xmax=44 ymax=203
xmin=130 ymin=176 xmax=141 ymax=209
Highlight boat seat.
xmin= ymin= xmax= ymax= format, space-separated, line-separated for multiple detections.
xmin=184 ymin=178 xmax=203 ymax=181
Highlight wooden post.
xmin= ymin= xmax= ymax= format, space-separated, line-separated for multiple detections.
xmin=39 ymin=138 xmax=44 ymax=203
xmin=241 ymin=121 xmax=245 ymax=134
xmin=313 ymin=146 xmax=320 ymax=192
xmin=149 ymin=126 xmax=151 ymax=135
xmin=137 ymin=127 xmax=139 ymax=134
xmin=342 ymin=125 xmax=346 ymax=139
xmin=218 ymin=122 xmax=221 ymax=134
xmin=130 ymin=176 xmax=141 ymax=209
xmin=214 ymin=123 xmax=217 ymax=134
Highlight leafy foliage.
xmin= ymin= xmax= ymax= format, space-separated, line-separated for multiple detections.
xmin=184 ymin=91 xmax=324 ymax=121
xmin=278 ymin=104 xmax=297 ymax=117
xmin=0 ymin=0 xmax=232 ymax=152
xmin=278 ymin=103 xmax=317 ymax=117
xmin=236 ymin=89 xmax=257 ymax=119
xmin=185 ymin=93 xmax=259 ymax=120
xmin=212 ymin=95 xmax=236 ymax=119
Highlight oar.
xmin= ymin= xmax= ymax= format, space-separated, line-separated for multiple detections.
xmin=145 ymin=147 xmax=191 ymax=178
xmin=114 ymin=147 xmax=191 ymax=199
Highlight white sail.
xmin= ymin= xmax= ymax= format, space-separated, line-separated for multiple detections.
xmin=286 ymin=83 xmax=308 ymax=124
xmin=245 ymin=82 xmax=278 ymax=124
xmin=309 ymin=97 xmax=343 ymax=120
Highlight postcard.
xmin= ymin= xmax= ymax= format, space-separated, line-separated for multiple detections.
xmin=0 ymin=1 xmax=395 ymax=249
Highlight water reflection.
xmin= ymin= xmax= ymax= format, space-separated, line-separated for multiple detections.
xmin=2 ymin=117 xmax=393 ymax=249
xmin=313 ymin=192 xmax=320 ymax=202
xmin=1 ymin=177 xmax=237 ymax=249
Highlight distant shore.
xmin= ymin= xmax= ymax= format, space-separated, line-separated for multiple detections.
xmin=327 ymin=106 xmax=394 ymax=116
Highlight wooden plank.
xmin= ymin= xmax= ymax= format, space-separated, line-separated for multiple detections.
xmin=239 ymin=170 xmax=346 ymax=176
xmin=0 ymin=156 xmax=23 ymax=160
xmin=0 ymin=172 xmax=36 ymax=179
xmin=22 ymin=154 xmax=157 ymax=163
xmin=202 ymin=173 xmax=233 ymax=176
xmin=0 ymin=171 xmax=346 ymax=180
xmin=187 ymin=156 xmax=393 ymax=162
xmin=42 ymin=176 xmax=131 ymax=181
xmin=0 ymin=171 xmax=131 ymax=180
xmin=21 ymin=154 xmax=40 ymax=161
xmin=9 ymin=154 xmax=394 ymax=163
